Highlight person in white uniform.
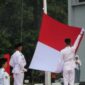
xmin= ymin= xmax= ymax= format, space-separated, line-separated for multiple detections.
xmin=10 ymin=43 xmax=27 ymax=85
xmin=75 ymin=55 xmax=81 ymax=85
xmin=0 ymin=58 xmax=10 ymax=85
xmin=60 ymin=29 xmax=84 ymax=85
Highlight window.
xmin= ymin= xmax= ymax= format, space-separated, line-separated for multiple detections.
xmin=79 ymin=0 xmax=85 ymax=2
xmin=71 ymin=0 xmax=85 ymax=6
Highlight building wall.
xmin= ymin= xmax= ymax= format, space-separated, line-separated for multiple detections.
xmin=68 ymin=0 xmax=85 ymax=82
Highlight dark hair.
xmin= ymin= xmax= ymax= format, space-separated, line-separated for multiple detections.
xmin=0 ymin=58 xmax=7 ymax=68
xmin=75 ymin=57 xmax=78 ymax=60
xmin=14 ymin=42 xmax=23 ymax=49
xmin=64 ymin=38 xmax=71 ymax=45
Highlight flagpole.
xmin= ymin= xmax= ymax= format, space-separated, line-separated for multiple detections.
xmin=43 ymin=0 xmax=51 ymax=85
xmin=43 ymin=0 xmax=47 ymax=14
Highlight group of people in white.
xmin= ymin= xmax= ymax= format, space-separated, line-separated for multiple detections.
xmin=0 ymin=43 xmax=27 ymax=85
xmin=0 ymin=28 xmax=84 ymax=85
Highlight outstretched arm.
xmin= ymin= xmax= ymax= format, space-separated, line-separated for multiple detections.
xmin=73 ymin=28 xmax=84 ymax=50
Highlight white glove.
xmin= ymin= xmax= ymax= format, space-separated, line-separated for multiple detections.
xmin=80 ymin=28 xmax=85 ymax=35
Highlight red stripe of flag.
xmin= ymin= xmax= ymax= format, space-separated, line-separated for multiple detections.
xmin=39 ymin=13 xmax=81 ymax=51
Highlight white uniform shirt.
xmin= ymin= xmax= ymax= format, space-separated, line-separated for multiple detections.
xmin=10 ymin=51 xmax=26 ymax=74
xmin=0 ymin=68 xmax=10 ymax=85
xmin=61 ymin=34 xmax=82 ymax=71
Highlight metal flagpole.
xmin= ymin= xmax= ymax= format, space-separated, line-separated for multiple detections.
xmin=43 ymin=0 xmax=51 ymax=85
xmin=43 ymin=0 xmax=47 ymax=14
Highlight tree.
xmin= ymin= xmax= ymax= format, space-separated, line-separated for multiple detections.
xmin=0 ymin=0 xmax=68 ymax=83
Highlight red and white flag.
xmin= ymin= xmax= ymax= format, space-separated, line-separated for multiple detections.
xmin=29 ymin=13 xmax=81 ymax=73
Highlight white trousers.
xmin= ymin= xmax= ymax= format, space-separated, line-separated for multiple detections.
xmin=13 ymin=73 xmax=24 ymax=85
xmin=63 ymin=69 xmax=75 ymax=85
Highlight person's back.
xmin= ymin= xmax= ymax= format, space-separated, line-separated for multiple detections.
xmin=61 ymin=46 xmax=76 ymax=71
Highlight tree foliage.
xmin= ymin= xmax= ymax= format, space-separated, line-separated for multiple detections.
xmin=0 ymin=0 xmax=68 ymax=83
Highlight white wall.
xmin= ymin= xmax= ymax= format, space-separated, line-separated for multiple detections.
xmin=68 ymin=0 xmax=85 ymax=82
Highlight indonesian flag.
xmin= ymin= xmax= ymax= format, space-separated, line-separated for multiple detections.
xmin=29 ymin=13 xmax=82 ymax=73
